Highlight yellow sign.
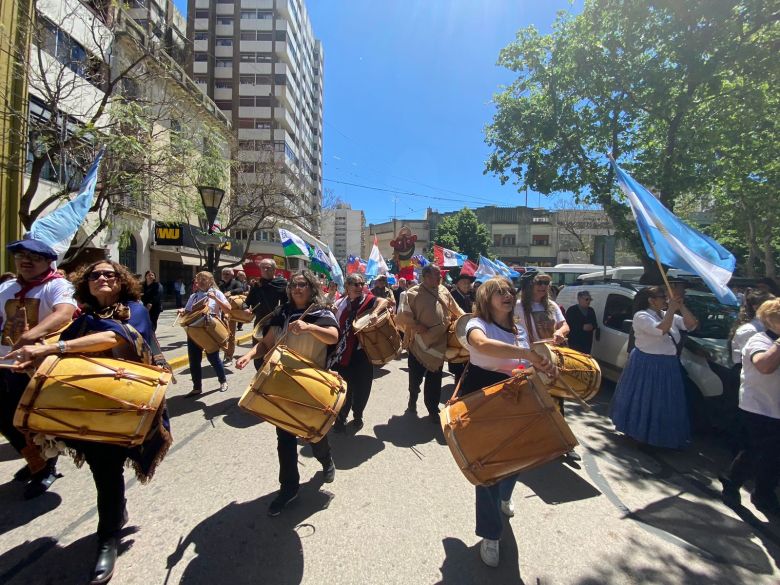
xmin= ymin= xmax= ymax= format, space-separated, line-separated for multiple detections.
xmin=156 ymin=226 xmax=180 ymax=240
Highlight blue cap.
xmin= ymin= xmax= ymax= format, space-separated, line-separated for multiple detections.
xmin=6 ymin=238 xmax=58 ymax=260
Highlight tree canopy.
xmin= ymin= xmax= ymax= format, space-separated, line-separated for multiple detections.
xmin=485 ymin=0 xmax=779 ymax=276
xmin=432 ymin=208 xmax=492 ymax=261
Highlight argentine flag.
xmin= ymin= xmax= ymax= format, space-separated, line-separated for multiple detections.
xmin=611 ymin=159 xmax=738 ymax=306
xmin=474 ymin=255 xmax=511 ymax=282
xmin=365 ymin=236 xmax=388 ymax=277
xmin=28 ymin=148 xmax=105 ymax=262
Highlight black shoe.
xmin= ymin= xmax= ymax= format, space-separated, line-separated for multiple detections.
xmin=333 ymin=420 xmax=346 ymax=434
xmin=751 ymin=494 xmax=780 ymax=516
xmin=268 ymin=490 xmax=298 ymax=517
xmin=565 ymin=449 xmax=582 ymax=462
xmin=90 ymin=537 xmax=118 ymax=585
xmin=718 ymin=474 xmax=741 ymax=508
xmin=351 ymin=418 xmax=364 ymax=432
xmin=322 ymin=459 xmax=336 ymax=483
xmin=13 ymin=465 xmax=31 ymax=482
xmin=24 ymin=469 xmax=61 ymax=500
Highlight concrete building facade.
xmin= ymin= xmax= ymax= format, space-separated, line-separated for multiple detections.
xmin=187 ymin=0 xmax=324 ymax=246
xmin=321 ymin=203 xmax=365 ymax=266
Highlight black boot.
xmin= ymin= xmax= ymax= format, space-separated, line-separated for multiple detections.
xmin=407 ymin=393 xmax=418 ymax=413
xmin=90 ymin=537 xmax=118 ymax=585
xmin=23 ymin=462 xmax=61 ymax=500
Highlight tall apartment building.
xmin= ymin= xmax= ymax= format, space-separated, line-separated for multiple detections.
xmin=321 ymin=203 xmax=365 ymax=265
xmin=187 ymin=0 xmax=324 ymax=241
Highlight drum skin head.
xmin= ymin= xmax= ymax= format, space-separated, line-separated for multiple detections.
xmin=532 ymin=342 xmax=602 ymax=402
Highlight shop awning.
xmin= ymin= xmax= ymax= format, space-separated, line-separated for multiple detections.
xmin=181 ymin=256 xmax=201 ymax=266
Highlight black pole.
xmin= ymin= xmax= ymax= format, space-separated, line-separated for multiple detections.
xmin=207 ymin=222 xmax=215 ymax=273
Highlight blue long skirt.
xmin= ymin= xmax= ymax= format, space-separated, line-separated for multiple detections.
xmin=609 ymin=349 xmax=691 ymax=449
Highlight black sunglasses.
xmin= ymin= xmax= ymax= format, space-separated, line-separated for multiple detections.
xmin=88 ymin=270 xmax=118 ymax=281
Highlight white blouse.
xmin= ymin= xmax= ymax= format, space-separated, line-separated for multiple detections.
xmin=632 ymin=309 xmax=686 ymax=356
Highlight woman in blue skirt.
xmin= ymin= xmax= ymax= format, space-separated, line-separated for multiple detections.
xmin=610 ymin=286 xmax=698 ymax=449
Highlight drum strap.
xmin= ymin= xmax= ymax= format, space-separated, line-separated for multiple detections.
xmin=447 ymin=362 xmax=469 ymax=404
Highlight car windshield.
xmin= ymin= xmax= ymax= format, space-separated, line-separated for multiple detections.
xmin=684 ymin=291 xmax=738 ymax=339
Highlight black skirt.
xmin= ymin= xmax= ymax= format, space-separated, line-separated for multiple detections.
xmin=458 ymin=363 xmax=510 ymax=397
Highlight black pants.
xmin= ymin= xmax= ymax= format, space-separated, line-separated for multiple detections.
xmin=725 ymin=410 xmax=780 ymax=500
xmin=336 ymin=348 xmax=374 ymax=424
xmin=408 ymin=352 xmax=443 ymax=416
xmin=277 ymin=427 xmax=331 ymax=493
xmin=71 ymin=441 xmax=127 ymax=539
xmin=0 ymin=370 xmax=30 ymax=454
xmin=448 ymin=361 xmax=466 ymax=386
xmin=148 ymin=305 xmax=162 ymax=331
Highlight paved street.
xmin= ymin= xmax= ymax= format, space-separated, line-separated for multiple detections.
xmin=1 ymin=313 xmax=779 ymax=584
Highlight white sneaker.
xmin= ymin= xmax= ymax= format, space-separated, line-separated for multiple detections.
xmin=219 ymin=382 xmax=229 ymax=392
xmin=223 ymin=357 xmax=233 ymax=366
xmin=500 ymin=498 xmax=515 ymax=517
xmin=480 ymin=538 xmax=500 ymax=567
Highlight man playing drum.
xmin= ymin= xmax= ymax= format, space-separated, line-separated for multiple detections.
xmin=245 ymin=258 xmax=288 ymax=370
xmin=330 ymin=273 xmax=390 ymax=433
xmin=218 ymin=267 xmax=247 ymax=366
xmin=396 ymin=264 xmax=464 ymax=422
xmin=448 ymin=272 xmax=475 ymax=385
xmin=236 ymin=270 xmax=339 ymax=516
xmin=0 ymin=238 xmax=77 ymax=498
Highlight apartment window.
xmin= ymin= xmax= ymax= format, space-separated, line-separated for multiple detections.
xmin=258 ymin=10 xmax=273 ymax=19
xmin=240 ymin=10 xmax=255 ymax=19
xmin=216 ymin=59 xmax=232 ymax=67
xmin=240 ymin=31 xmax=256 ymax=41
xmin=39 ymin=18 xmax=101 ymax=85
xmin=237 ymin=118 xmax=254 ymax=128
xmin=257 ymin=54 xmax=272 ymax=63
xmin=502 ymin=235 xmax=516 ymax=246
xmin=257 ymin=32 xmax=272 ymax=42
xmin=532 ymin=235 xmax=550 ymax=246
xmin=217 ymin=0 xmax=233 ymax=3
xmin=238 ymin=140 xmax=254 ymax=149
xmin=238 ymin=76 xmax=253 ymax=85
xmin=274 ymin=31 xmax=286 ymax=42
xmin=239 ymin=97 xmax=254 ymax=107
xmin=215 ymin=100 xmax=232 ymax=110
xmin=274 ymin=141 xmax=285 ymax=153
xmin=255 ymin=75 xmax=271 ymax=85
xmin=195 ymin=9 xmax=209 ymax=18
xmin=194 ymin=76 xmax=207 ymax=85
xmin=215 ymin=79 xmax=233 ymax=89
xmin=239 ymin=53 xmax=255 ymax=62
xmin=193 ymin=53 xmax=208 ymax=62
xmin=274 ymin=74 xmax=286 ymax=85
xmin=493 ymin=235 xmax=502 ymax=247
xmin=215 ymin=37 xmax=233 ymax=47
xmin=256 ymin=96 xmax=271 ymax=106
xmin=217 ymin=17 xmax=233 ymax=25
xmin=255 ymin=120 xmax=271 ymax=129
xmin=194 ymin=32 xmax=208 ymax=41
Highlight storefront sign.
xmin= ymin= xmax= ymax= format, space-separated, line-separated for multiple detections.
xmin=155 ymin=223 xmax=183 ymax=245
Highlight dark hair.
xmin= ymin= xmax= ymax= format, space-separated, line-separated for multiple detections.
xmin=0 ymin=271 xmax=15 ymax=284
xmin=729 ymin=289 xmax=775 ymax=341
xmin=519 ymin=272 xmax=556 ymax=321
xmin=287 ymin=270 xmax=325 ymax=306
xmin=72 ymin=260 xmax=142 ymax=309
xmin=633 ymin=286 xmax=665 ymax=314
xmin=144 ymin=270 xmax=156 ymax=280
xmin=757 ymin=277 xmax=780 ymax=296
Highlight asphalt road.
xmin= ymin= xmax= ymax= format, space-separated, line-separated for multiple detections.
xmin=0 ymin=312 xmax=778 ymax=584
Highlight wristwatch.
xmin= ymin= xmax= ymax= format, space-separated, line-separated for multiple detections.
xmin=57 ymin=340 xmax=67 ymax=355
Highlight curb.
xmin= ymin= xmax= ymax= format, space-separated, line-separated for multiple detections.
xmin=167 ymin=331 xmax=255 ymax=370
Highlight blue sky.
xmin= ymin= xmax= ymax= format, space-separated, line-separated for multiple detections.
xmin=175 ymin=1 xmax=583 ymax=225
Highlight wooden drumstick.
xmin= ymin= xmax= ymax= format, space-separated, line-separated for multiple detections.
xmin=555 ymin=376 xmax=592 ymax=412
xmin=172 ymin=312 xmax=182 ymax=328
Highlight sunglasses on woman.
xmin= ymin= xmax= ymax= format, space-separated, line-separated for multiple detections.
xmin=290 ymin=281 xmax=310 ymax=289
xmin=87 ymin=270 xmax=118 ymax=281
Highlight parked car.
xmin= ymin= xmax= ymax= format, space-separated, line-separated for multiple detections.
xmin=556 ymin=283 xmax=740 ymax=430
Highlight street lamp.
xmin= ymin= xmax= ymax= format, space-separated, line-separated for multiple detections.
xmin=198 ymin=185 xmax=225 ymax=274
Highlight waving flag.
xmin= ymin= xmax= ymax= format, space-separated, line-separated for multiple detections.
xmin=365 ymin=236 xmax=388 ymax=277
xmin=279 ymin=228 xmax=309 ymax=257
xmin=28 ymin=148 xmax=105 ymax=261
xmin=412 ymin=254 xmax=429 ymax=267
xmin=611 ymin=158 xmax=738 ymax=306
xmin=494 ymin=259 xmax=520 ymax=278
xmin=474 ymin=255 xmax=512 ymax=281
xmin=327 ymin=247 xmax=344 ymax=291
xmin=433 ymin=244 xmax=467 ymax=267
xmin=308 ymin=244 xmax=332 ymax=276
xmin=459 ymin=259 xmax=478 ymax=277
xmin=347 ymin=255 xmax=367 ymax=274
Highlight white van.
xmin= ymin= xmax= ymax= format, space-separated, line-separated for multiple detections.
xmin=529 ymin=264 xmax=612 ymax=286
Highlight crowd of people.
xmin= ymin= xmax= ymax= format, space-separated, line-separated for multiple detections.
xmin=2 ymin=238 xmax=780 ymax=580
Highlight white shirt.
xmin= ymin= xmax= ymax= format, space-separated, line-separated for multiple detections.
xmin=465 ymin=317 xmax=531 ymax=376
xmin=739 ymin=332 xmax=780 ymax=419
xmin=185 ymin=288 xmax=228 ymax=318
xmin=632 ymin=309 xmax=686 ymax=356
xmin=514 ymin=300 xmax=565 ymax=342
xmin=731 ymin=318 xmax=764 ymax=364
xmin=0 ymin=277 xmax=77 ymax=356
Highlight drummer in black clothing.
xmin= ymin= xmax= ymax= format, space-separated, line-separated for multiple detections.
xmin=448 ymin=273 xmax=475 ymax=384
xmin=219 ymin=268 xmax=246 ymax=365
xmin=245 ymin=258 xmax=288 ymax=369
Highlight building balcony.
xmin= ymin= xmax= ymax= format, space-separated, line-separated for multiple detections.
xmin=194 ymin=18 xmax=209 ymax=30
xmin=238 ymin=106 xmax=272 ymax=118
xmin=215 ymin=46 xmax=234 ymax=58
xmin=239 ymin=62 xmax=272 ymax=75
xmin=216 ymin=3 xmax=234 ymax=15
xmin=215 ymin=24 xmax=233 ymax=36
xmin=239 ymin=40 xmax=273 ymax=53
xmin=237 ymin=128 xmax=272 ymax=141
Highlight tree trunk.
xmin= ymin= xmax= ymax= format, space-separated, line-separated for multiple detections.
xmin=761 ymin=229 xmax=776 ymax=279
xmin=745 ymin=216 xmax=759 ymax=277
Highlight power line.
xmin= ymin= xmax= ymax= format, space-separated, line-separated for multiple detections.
xmin=323 ymin=178 xmax=507 ymax=207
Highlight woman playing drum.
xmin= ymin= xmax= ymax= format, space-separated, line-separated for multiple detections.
xmin=236 ymin=270 xmax=339 ymax=516
xmin=179 ymin=271 xmax=231 ymax=396
xmin=8 ymin=261 xmax=173 ymax=585
xmin=330 ymin=273 xmax=389 ymax=433
xmin=461 ymin=277 xmax=555 ymax=568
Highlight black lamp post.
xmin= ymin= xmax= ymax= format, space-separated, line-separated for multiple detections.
xmin=198 ymin=186 xmax=225 ymax=274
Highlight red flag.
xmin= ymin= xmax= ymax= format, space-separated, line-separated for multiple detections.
xmin=460 ymin=259 xmax=478 ymax=277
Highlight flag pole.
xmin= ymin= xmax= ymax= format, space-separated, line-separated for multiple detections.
xmin=607 ymin=152 xmax=673 ymax=297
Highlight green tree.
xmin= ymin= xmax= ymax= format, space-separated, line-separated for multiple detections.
xmin=484 ymin=0 xmax=778 ymax=277
xmin=432 ymin=208 xmax=492 ymax=262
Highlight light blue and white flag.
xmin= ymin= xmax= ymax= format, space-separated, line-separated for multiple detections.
xmin=474 ymin=255 xmax=511 ymax=282
xmin=611 ymin=159 xmax=738 ymax=306
xmin=28 ymin=148 xmax=105 ymax=261
xmin=494 ymin=259 xmax=520 ymax=278
xmin=326 ymin=247 xmax=345 ymax=292
xmin=365 ymin=236 xmax=389 ymax=278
